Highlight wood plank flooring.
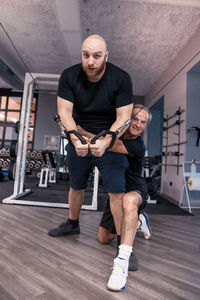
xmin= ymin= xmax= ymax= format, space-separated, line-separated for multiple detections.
xmin=0 ymin=204 xmax=200 ymax=300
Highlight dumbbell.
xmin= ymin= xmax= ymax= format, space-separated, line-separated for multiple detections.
xmin=34 ymin=160 xmax=42 ymax=169
xmin=10 ymin=140 xmax=18 ymax=157
xmin=30 ymin=150 xmax=37 ymax=157
xmin=27 ymin=160 xmax=36 ymax=169
xmin=36 ymin=150 xmax=42 ymax=158
xmin=0 ymin=158 xmax=5 ymax=165
xmin=0 ymin=148 xmax=7 ymax=155
xmin=3 ymin=158 xmax=11 ymax=167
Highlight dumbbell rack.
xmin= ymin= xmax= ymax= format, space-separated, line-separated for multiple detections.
xmin=0 ymin=145 xmax=56 ymax=180
xmin=162 ymin=106 xmax=187 ymax=175
xmin=0 ymin=149 xmax=13 ymax=179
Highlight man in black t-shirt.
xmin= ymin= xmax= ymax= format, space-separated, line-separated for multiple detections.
xmin=105 ymin=105 xmax=152 ymax=292
xmin=48 ymin=34 xmax=133 ymax=239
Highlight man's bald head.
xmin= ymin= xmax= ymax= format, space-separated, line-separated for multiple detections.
xmin=82 ymin=34 xmax=107 ymax=54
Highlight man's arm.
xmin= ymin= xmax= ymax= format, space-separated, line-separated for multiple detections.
xmin=89 ymin=103 xmax=133 ymax=156
xmin=57 ymin=97 xmax=76 ymax=139
xmin=109 ymin=139 xmax=128 ymax=154
xmin=57 ymin=96 xmax=89 ymax=156
xmin=109 ymin=104 xmax=133 ymax=137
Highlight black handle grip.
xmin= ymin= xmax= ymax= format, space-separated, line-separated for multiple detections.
xmin=54 ymin=114 xmax=61 ymax=124
xmin=66 ymin=130 xmax=87 ymax=145
xmin=90 ymin=130 xmax=107 ymax=144
xmin=53 ymin=115 xmax=87 ymax=144
xmin=90 ymin=130 xmax=117 ymax=151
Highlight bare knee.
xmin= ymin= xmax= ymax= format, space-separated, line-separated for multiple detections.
xmin=97 ymin=226 xmax=116 ymax=244
xmin=109 ymin=193 xmax=124 ymax=202
xmin=123 ymin=193 xmax=139 ymax=215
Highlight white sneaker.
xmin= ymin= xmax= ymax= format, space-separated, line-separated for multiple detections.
xmin=137 ymin=212 xmax=152 ymax=239
xmin=107 ymin=257 xmax=128 ymax=292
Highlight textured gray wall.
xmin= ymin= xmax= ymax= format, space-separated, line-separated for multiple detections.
xmin=134 ymin=95 xmax=145 ymax=105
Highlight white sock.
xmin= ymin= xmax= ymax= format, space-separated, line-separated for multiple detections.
xmin=118 ymin=244 xmax=132 ymax=260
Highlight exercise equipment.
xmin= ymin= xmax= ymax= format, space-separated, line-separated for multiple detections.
xmin=39 ymin=151 xmax=57 ymax=187
xmin=191 ymin=127 xmax=200 ymax=147
xmin=15 ymin=121 xmax=20 ymax=134
xmin=54 ymin=114 xmax=130 ymax=151
xmin=2 ymin=72 xmax=128 ymax=210
xmin=8 ymin=159 xmax=16 ymax=180
xmin=188 ymin=177 xmax=200 ymax=191
xmin=2 ymin=158 xmax=11 ymax=167
xmin=162 ymin=106 xmax=185 ymax=175
xmin=10 ymin=140 xmax=18 ymax=157
xmin=179 ymin=161 xmax=200 ymax=213
xmin=0 ymin=148 xmax=7 ymax=155
xmin=0 ymin=157 xmax=5 ymax=166
xmin=162 ymin=151 xmax=183 ymax=157
xmin=144 ymin=152 xmax=161 ymax=198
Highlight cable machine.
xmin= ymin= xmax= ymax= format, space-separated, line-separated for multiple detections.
xmin=2 ymin=72 xmax=99 ymax=210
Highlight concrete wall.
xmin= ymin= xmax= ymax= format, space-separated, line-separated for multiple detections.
xmin=34 ymin=93 xmax=60 ymax=150
xmin=135 ymin=95 xmax=145 ymax=105
xmin=144 ymin=27 xmax=200 ymax=205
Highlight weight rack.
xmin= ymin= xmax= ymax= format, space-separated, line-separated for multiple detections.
xmin=162 ymin=106 xmax=186 ymax=175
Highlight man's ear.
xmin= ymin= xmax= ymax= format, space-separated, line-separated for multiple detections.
xmin=105 ymin=50 xmax=109 ymax=62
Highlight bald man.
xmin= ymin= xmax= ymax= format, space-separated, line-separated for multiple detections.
xmin=48 ymin=35 xmax=133 ymax=245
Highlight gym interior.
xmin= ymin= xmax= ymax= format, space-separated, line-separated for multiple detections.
xmin=0 ymin=1 xmax=200 ymax=299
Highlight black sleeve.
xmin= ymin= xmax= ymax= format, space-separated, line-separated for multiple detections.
xmin=115 ymin=73 xmax=134 ymax=108
xmin=57 ymin=69 xmax=74 ymax=103
xmin=123 ymin=137 xmax=146 ymax=158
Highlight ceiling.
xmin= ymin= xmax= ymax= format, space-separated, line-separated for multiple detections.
xmin=0 ymin=0 xmax=200 ymax=96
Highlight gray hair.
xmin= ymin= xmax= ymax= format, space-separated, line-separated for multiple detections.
xmin=132 ymin=104 xmax=152 ymax=125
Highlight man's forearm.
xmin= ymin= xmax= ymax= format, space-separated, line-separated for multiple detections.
xmin=109 ymin=103 xmax=133 ymax=138
xmin=57 ymin=97 xmax=79 ymax=144
xmin=58 ymin=113 xmax=79 ymax=144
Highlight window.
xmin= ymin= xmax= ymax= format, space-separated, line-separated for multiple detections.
xmin=0 ymin=91 xmax=38 ymax=149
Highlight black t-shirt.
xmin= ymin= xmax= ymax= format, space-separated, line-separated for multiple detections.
xmin=57 ymin=62 xmax=134 ymax=134
xmin=123 ymin=136 xmax=147 ymax=189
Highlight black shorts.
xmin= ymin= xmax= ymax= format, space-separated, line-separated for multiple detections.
xmin=66 ymin=143 xmax=128 ymax=192
xmin=100 ymin=188 xmax=148 ymax=234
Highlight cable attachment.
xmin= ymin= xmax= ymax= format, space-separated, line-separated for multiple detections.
xmin=90 ymin=119 xmax=131 ymax=151
xmin=90 ymin=130 xmax=117 ymax=151
xmin=53 ymin=115 xmax=87 ymax=144
xmin=65 ymin=130 xmax=87 ymax=145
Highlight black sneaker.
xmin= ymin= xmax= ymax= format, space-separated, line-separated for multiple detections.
xmin=116 ymin=249 xmax=139 ymax=271
xmin=48 ymin=219 xmax=80 ymax=237
xmin=128 ymin=252 xmax=139 ymax=271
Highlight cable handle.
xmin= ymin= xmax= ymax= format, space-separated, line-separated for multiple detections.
xmin=53 ymin=114 xmax=67 ymax=137
xmin=66 ymin=130 xmax=87 ymax=145
xmin=90 ymin=130 xmax=117 ymax=151
xmin=53 ymin=115 xmax=87 ymax=144
xmin=54 ymin=114 xmax=61 ymax=125
xmin=90 ymin=130 xmax=107 ymax=144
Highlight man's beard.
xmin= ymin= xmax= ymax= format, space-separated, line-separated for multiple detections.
xmin=82 ymin=57 xmax=106 ymax=79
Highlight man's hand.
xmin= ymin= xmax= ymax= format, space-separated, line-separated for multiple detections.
xmin=89 ymin=136 xmax=112 ymax=157
xmin=73 ymin=137 xmax=89 ymax=156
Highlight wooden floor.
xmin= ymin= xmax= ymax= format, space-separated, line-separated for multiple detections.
xmin=0 ymin=203 xmax=200 ymax=300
